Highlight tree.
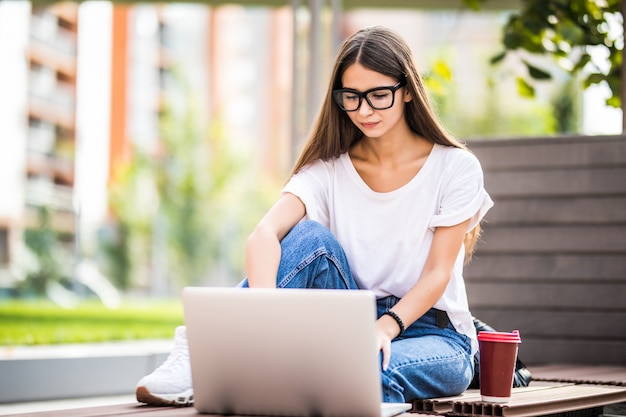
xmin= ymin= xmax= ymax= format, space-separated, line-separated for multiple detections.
xmin=103 ymin=78 xmax=280 ymax=293
xmin=465 ymin=0 xmax=623 ymax=111
xmin=21 ymin=207 xmax=69 ymax=296
xmin=104 ymin=102 xmax=239 ymax=292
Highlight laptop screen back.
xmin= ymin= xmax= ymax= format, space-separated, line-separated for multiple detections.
xmin=183 ymin=287 xmax=384 ymax=417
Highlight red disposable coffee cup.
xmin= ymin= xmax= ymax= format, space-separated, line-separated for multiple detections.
xmin=477 ymin=330 xmax=522 ymax=403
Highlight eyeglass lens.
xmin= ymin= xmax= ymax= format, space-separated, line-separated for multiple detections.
xmin=333 ymin=80 xmax=406 ymax=112
xmin=337 ymin=87 xmax=395 ymax=111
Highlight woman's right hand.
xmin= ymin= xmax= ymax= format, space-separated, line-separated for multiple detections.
xmin=245 ymin=193 xmax=306 ymax=288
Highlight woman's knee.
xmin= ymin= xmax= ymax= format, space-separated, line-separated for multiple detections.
xmin=289 ymin=220 xmax=332 ymax=240
xmin=278 ymin=220 xmax=356 ymax=290
xmin=283 ymin=221 xmax=340 ymax=251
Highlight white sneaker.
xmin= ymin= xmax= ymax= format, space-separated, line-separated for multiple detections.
xmin=136 ymin=326 xmax=194 ymax=406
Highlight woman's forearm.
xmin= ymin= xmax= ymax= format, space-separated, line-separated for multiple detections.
xmin=245 ymin=225 xmax=282 ymax=288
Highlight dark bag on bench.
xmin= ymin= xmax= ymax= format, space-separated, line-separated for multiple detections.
xmin=468 ymin=317 xmax=533 ymax=389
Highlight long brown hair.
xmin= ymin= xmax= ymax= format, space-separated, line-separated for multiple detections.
xmin=290 ymin=26 xmax=481 ymax=261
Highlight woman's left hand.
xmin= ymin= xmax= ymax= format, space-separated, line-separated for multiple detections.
xmin=376 ymin=327 xmax=392 ymax=370
xmin=376 ymin=315 xmax=400 ymax=370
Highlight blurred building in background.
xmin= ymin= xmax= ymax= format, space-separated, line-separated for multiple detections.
xmin=0 ymin=1 xmax=621 ymax=294
xmin=0 ymin=1 xmax=294 ymax=292
xmin=0 ymin=2 xmax=79 ymax=288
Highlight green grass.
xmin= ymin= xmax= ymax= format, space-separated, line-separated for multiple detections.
xmin=0 ymin=299 xmax=184 ymax=346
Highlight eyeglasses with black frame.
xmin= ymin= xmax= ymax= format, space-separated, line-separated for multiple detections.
xmin=332 ymin=79 xmax=407 ymax=112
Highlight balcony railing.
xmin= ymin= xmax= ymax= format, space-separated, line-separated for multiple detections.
xmin=28 ymin=88 xmax=76 ymax=130
xmin=25 ymin=180 xmax=74 ymax=212
xmin=28 ymin=124 xmax=56 ymax=154
xmin=28 ymin=79 xmax=75 ymax=112
xmin=29 ymin=14 xmax=77 ymax=56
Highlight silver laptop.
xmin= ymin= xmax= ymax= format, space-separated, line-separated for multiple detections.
xmin=183 ymin=287 xmax=412 ymax=417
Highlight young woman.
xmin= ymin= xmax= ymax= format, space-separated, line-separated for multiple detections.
xmin=136 ymin=25 xmax=493 ymax=406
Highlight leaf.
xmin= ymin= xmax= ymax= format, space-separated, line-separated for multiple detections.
xmin=516 ymin=77 xmax=536 ymax=97
xmin=424 ymin=77 xmax=446 ymax=96
xmin=524 ymin=61 xmax=552 ymax=80
xmin=461 ymin=0 xmax=487 ymax=11
xmin=572 ymin=53 xmax=592 ymax=72
xmin=503 ymin=16 xmax=525 ymax=49
xmin=583 ymin=73 xmax=605 ymax=88
xmin=556 ymin=19 xmax=585 ymax=46
xmin=432 ymin=60 xmax=452 ymax=81
xmin=606 ymin=74 xmax=621 ymax=99
xmin=490 ymin=51 xmax=507 ymax=65
xmin=492 ymin=0 xmax=622 ymax=106
xmin=606 ymin=94 xmax=621 ymax=108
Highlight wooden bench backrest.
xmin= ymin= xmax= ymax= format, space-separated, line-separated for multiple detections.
xmin=466 ymin=135 xmax=626 ymax=366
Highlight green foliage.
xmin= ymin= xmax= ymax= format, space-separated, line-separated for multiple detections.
xmin=424 ymin=53 xmax=560 ymax=138
xmin=20 ymin=207 xmax=71 ymax=296
xmin=423 ymin=59 xmax=453 ymax=97
xmin=105 ymin=108 xmax=229 ymax=290
xmin=516 ymin=76 xmax=536 ymax=97
xmin=0 ymin=299 xmax=183 ymax=346
xmin=474 ymin=0 xmax=623 ymax=107
xmin=154 ymin=101 xmax=227 ymax=287
xmin=462 ymin=0 xmax=488 ymax=11
xmin=552 ymin=75 xmax=582 ymax=133
xmin=98 ymin=222 xmax=132 ymax=290
xmin=103 ymin=76 xmax=280 ymax=292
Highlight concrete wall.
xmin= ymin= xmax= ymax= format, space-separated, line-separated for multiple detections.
xmin=0 ymin=342 xmax=170 ymax=403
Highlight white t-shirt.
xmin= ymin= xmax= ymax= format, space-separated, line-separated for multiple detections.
xmin=282 ymin=143 xmax=494 ymax=353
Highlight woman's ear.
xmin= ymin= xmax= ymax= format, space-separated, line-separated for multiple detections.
xmin=404 ymin=89 xmax=413 ymax=103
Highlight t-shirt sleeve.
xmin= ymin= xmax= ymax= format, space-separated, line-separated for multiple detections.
xmin=281 ymin=161 xmax=331 ymax=226
xmin=429 ymin=150 xmax=494 ymax=231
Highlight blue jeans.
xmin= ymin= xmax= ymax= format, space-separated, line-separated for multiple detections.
xmin=240 ymin=220 xmax=474 ymax=402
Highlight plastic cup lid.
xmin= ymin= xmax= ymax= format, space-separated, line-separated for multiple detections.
xmin=477 ymin=330 xmax=522 ymax=343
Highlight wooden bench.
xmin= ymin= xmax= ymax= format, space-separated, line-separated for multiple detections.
xmin=466 ymin=136 xmax=626 ymax=366
xmin=3 ymin=364 xmax=626 ymax=417
xmin=413 ymin=382 xmax=625 ymax=417
xmin=411 ymin=364 xmax=626 ymax=417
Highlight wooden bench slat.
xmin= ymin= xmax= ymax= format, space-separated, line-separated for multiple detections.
xmin=530 ymin=364 xmax=626 ymax=386
xmin=413 ymin=383 xmax=626 ymax=417
xmin=500 ymin=386 xmax=626 ymax=417
xmin=468 ymin=310 xmax=626 ymax=339
xmin=474 ymin=225 xmax=626 ymax=254
xmin=467 ymin=282 xmax=626 ymax=310
xmin=465 ymin=254 xmax=626 ymax=282
xmin=483 ymin=167 xmax=626 ymax=197
xmin=483 ymin=196 xmax=626 ymax=225
xmin=2 ymin=403 xmax=200 ymax=417
xmin=518 ymin=340 xmax=626 ymax=367
xmin=471 ymin=135 xmax=626 ymax=170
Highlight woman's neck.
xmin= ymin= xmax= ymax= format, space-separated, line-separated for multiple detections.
xmin=352 ymin=131 xmax=430 ymax=167
xmin=348 ymin=133 xmax=434 ymax=193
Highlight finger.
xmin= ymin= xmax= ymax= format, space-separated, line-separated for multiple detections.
xmin=381 ymin=339 xmax=391 ymax=371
